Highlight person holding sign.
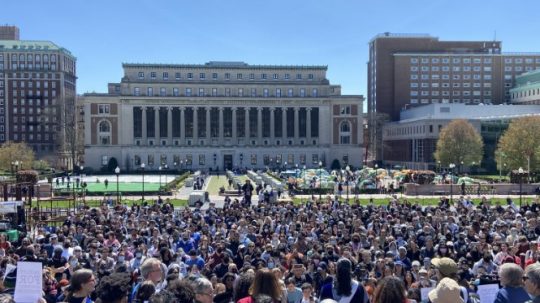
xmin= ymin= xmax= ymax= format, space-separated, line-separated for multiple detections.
xmin=65 ymin=269 xmax=96 ymax=303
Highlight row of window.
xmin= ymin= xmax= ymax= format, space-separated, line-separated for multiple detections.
xmin=409 ymin=99 xmax=489 ymax=105
xmin=7 ymin=89 xmax=56 ymax=97
xmin=0 ymin=54 xmax=57 ymax=62
xmin=128 ymin=153 xmax=321 ymax=167
xmin=9 ymin=133 xmax=55 ymax=141
xmin=9 ymin=98 xmax=55 ymax=106
xmin=137 ymin=71 xmax=317 ymax=81
xmin=411 ymin=90 xmax=491 ymax=97
xmin=410 ymin=57 xmax=540 ymax=64
xmin=411 ymin=74 xmax=492 ymax=80
xmin=0 ymin=63 xmax=60 ymax=71
xmin=504 ymin=66 xmax=538 ymax=72
xmin=411 ymin=58 xmax=493 ymax=64
xmin=411 ymin=66 xmax=493 ymax=72
xmin=411 ymin=82 xmax=492 ymax=88
xmin=133 ymin=87 xmax=319 ymax=98
xmin=11 ymin=80 xmax=57 ymax=88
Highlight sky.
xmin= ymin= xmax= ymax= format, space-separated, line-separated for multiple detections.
xmin=2 ymin=0 xmax=540 ymax=97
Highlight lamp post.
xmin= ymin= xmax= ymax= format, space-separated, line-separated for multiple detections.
xmin=174 ymin=162 xmax=177 ymax=174
xmin=346 ymin=165 xmax=351 ymax=202
xmin=80 ymin=165 xmax=85 ymax=206
xmin=159 ymin=165 xmax=162 ymax=190
xmin=449 ymin=163 xmax=456 ymax=203
xmin=284 ymin=162 xmax=288 ymax=172
xmin=164 ymin=164 xmax=168 ymax=185
xmin=437 ymin=161 xmax=441 ymax=175
xmin=518 ymin=167 xmax=524 ymax=208
xmin=318 ymin=161 xmax=323 ymax=201
xmin=115 ymin=166 xmax=120 ymax=205
xmin=141 ymin=163 xmax=146 ymax=203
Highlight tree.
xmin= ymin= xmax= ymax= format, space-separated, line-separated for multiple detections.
xmin=434 ymin=119 xmax=484 ymax=168
xmin=496 ymin=116 xmax=540 ymax=173
xmin=0 ymin=141 xmax=36 ymax=172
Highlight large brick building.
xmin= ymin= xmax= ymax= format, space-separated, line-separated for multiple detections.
xmin=80 ymin=62 xmax=363 ymax=171
xmin=0 ymin=26 xmax=77 ymax=167
xmin=367 ymin=33 xmax=540 ymax=161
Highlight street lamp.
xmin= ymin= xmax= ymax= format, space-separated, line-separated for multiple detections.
xmin=449 ymin=163 xmax=456 ymax=203
xmin=346 ymin=165 xmax=351 ymax=202
xmin=437 ymin=161 xmax=441 ymax=175
xmin=318 ymin=161 xmax=323 ymax=201
xmin=518 ymin=167 xmax=524 ymax=208
xmin=164 ymin=164 xmax=168 ymax=185
xmin=141 ymin=163 xmax=146 ymax=203
xmin=80 ymin=166 xmax=85 ymax=205
xmin=159 ymin=165 xmax=162 ymax=190
xmin=284 ymin=162 xmax=288 ymax=172
xmin=115 ymin=166 xmax=120 ymax=205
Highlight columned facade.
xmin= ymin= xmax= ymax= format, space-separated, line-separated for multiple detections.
xmin=82 ymin=62 xmax=364 ymax=171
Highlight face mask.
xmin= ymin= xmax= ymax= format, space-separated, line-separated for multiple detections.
xmin=440 ymin=248 xmax=447 ymax=254
xmin=70 ymin=260 xmax=78 ymax=267
xmin=268 ymin=261 xmax=275 ymax=269
xmin=136 ymin=253 xmax=142 ymax=259
xmin=118 ymin=256 xmax=125 ymax=263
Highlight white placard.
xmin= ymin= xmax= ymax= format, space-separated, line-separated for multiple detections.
xmin=14 ymin=262 xmax=43 ymax=303
xmin=477 ymin=283 xmax=500 ymax=303
xmin=420 ymin=287 xmax=434 ymax=301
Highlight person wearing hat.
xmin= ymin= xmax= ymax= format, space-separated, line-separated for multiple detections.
xmin=313 ymin=261 xmax=333 ymax=297
xmin=428 ymin=277 xmax=464 ymax=303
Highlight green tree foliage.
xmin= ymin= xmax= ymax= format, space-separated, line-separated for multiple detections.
xmin=434 ymin=119 xmax=484 ymax=167
xmin=496 ymin=116 xmax=540 ymax=172
xmin=0 ymin=141 xmax=35 ymax=172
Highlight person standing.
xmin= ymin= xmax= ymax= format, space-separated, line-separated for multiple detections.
xmin=242 ymin=180 xmax=254 ymax=206
xmin=319 ymin=258 xmax=369 ymax=303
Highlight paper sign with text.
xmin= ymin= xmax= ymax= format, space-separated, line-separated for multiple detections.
xmin=14 ymin=262 xmax=43 ymax=303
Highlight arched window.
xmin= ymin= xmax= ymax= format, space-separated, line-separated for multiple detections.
xmin=99 ymin=121 xmax=110 ymax=132
xmin=339 ymin=121 xmax=351 ymax=144
xmin=98 ymin=120 xmax=111 ymax=145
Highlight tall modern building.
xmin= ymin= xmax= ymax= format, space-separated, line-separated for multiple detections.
xmin=81 ymin=62 xmax=363 ymax=171
xmin=0 ymin=26 xmax=77 ymax=168
xmin=367 ymin=33 xmax=540 ymax=161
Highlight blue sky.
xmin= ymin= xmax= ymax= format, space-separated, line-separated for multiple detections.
xmin=2 ymin=0 xmax=540 ymax=96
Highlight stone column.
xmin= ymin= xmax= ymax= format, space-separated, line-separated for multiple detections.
xmin=245 ymin=107 xmax=250 ymax=142
xmin=193 ymin=107 xmax=198 ymax=141
xmin=270 ymin=108 xmax=275 ymax=139
xmin=282 ymin=108 xmax=287 ymax=139
xmin=306 ymin=107 xmax=312 ymax=139
xmin=294 ymin=107 xmax=299 ymax=142
xmin=167 ymin=107 xmax=173 ymax=144
xmin=257 ymin=107 xmax=263 ymax=142
xmin=206 ymin=107 xmax=211 ymax=140
xmin=219 ymin=107 xmax=224 ymax=144
xmin=154 ymin=107 xmax=159 ymax=140
xmin=142 ymin=107 xmax=147 ymax=145
xmin=232 ymin=107 xmax=237 ymax=141
xmin=180 ymin=107 xmax=185 ymax=140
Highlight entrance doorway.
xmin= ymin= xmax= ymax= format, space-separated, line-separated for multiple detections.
xmin=223 ymin=155 xmax=233 ymax=170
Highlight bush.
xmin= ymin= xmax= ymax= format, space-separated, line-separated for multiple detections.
xmin=16 ymin=170 xmax=39 ymax=184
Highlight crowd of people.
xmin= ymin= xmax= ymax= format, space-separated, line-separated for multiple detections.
xmin=1 ymin=185 xmax=540 ymax=303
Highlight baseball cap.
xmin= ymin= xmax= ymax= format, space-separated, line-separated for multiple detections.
xmin=317 ymin=261 xmax=328 ymax=271
xmin=431 ymin=257 xmax=458 ymax=276
xmin=412 ymin=260 xmax=421 ymax=267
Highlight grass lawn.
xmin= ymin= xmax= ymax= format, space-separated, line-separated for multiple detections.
xmin=54 ymin=182 xmax=161 ymax=194
xmin=206 ymin=176 xmax=231 ymax=195
xmin=291 ymin=196 xmax=535 ymax=206
xmin=33 ymin=198 xmax=188 ymax=209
